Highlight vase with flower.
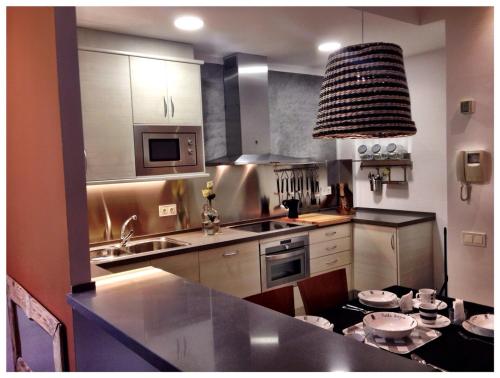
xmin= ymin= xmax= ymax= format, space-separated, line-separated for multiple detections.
xmin=201 ymin=181 xmax=220 ymax=235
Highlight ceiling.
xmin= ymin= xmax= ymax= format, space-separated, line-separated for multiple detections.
xmin=76 ymin=6 xmax=445 ymax=75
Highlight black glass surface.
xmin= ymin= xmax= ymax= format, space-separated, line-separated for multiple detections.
xmin=149 ymin=139 xmax=180 ymax=161
xmin=320 ymin=285 xmax=494 ymax=372
xmin=232 ymin=221 xmax=299 ymax=233
xmin=270 ymin=259 xmax=302 ymax=281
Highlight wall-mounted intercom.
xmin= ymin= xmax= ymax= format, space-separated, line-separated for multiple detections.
xmin=456 ymin=150 xmax=487 ymax=201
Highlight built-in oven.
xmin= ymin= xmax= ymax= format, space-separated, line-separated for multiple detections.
xmin=133 ymin=125 xmax=204 ymax=175
xmin=260 ymin=234 xmax=310 ymax=290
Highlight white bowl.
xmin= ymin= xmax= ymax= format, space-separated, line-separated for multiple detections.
xmin=358 ymin=290 xmax=397 ymax=305
xmin=464 ymin=314 xmax=494 ymax=337
xmin=295 ymin=315 xmax=334 ymax=331
xmin=363 ymin=312 xmax=417 ymax=339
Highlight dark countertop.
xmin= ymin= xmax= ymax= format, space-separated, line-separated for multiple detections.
xmin=68 ymin=268 xmax=430 ymax=372
xmin=93 ymin=208 xmax=435 ymax=269
xmin=321 ymin=207 xmax=436 ymax=228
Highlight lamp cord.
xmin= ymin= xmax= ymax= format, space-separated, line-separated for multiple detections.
xmin=361 ymin=10 xmax=364 ymax=44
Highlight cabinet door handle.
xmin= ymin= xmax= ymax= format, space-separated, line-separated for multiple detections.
xmin=326 ymin=259 xmax=339 ymax=265
xmin=391 ymin=234 xmax=395 ymax=251
xmin=170 ymin=96 xmax=175 ymax=118
xmin=163 ymin=96 xmax=168 ymax=118
xmin=223 ymin=250 xmax=239 ymax=257
xmin=325 ymin=231 xmax=337 ymax=237
xmin=326 ymin=245 xmax=337 ymax=251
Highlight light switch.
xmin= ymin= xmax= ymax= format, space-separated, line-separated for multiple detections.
xmin=462 ymin=231 xmax=486 ymax=247
xmin=462 ymin=233 xmax=473 ymax=244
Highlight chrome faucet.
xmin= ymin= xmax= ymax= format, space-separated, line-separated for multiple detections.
xmin=120 ymin=215 xmax=137 ymax=247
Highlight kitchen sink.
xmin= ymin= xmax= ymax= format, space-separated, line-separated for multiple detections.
xmin=90 ymin=237 xmax=189 ymax=262
xmin=124 ymin=239 xmax=188 ymax=254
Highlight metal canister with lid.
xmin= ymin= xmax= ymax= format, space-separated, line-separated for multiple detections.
xmin=358 ymin=144 xmax=373 ymax=160
xmin=372 ymin=144 xmax=387 ymax=160
xmin=387 ymin=143 xmax=404 ymax=159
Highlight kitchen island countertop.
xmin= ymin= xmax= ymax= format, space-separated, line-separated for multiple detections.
xmin=68 ymin=267 xmax=431 ymax=372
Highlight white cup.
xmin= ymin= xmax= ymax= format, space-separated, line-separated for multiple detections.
xmin=416 ymin=288 xmax=436 ymax=304
xmin=419 ymin=302 xmax=439 ymax=324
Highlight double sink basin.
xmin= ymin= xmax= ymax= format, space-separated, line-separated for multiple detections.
xmin=90 ymin=236 xmax=189 ymax=262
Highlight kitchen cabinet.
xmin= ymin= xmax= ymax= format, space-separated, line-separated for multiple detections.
xmin=150 ymin=252 xmax=200 ymax=282
xmin=130 ymin=56 xmax=203 ymax=126
xmin=292 ymin=223 xmax=354 ymax=315
xmin=104 ymin=260 xmax=151 ymax=274
xmin=78 ymin=50 xmax=136 ymax=181
xmin=353 ymin=222 xmax=433 ymax=291
xmin=308 ymin=224 xmax=353 ymax=292
xmin=199 ymin=241 xmax=261 ymax=298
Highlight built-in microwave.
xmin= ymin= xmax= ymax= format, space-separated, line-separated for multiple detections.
xmin=133 ymin=125 xmax=204 ymax=175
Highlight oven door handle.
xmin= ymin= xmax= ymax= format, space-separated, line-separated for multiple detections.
xmin=265 ymin=249 xmax=305 ymax=261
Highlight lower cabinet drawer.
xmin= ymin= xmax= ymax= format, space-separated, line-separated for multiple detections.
xmin=104 ymin=260 xmax=151 ymax=274
xmin=309 ymin=237 xmax=351 ymax=259
xmin=309 ymin=223 xmax=352 ymax=245
xmin=199 ymin=241 xmax=261 ymax=298
xmin=310 ymin=250 xmax=352 ymax=275
xmin=150 ymin=252 xmax=199 ymax=282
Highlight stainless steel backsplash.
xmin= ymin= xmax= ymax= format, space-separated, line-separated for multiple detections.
xmin=87 ymin=165 xmax=332 ymax=244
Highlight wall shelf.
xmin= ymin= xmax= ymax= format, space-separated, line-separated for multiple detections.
xmin=359 ymin=159 xmax=413 ymax=169
xmin=359 ymin=157 xmax=413 ymax=185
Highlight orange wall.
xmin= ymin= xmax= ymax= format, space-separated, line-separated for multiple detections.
xmin=7 ymin=7 xmax=76 ymax=370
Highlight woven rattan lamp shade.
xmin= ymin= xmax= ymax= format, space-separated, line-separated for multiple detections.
xmin=314 ymin=42 xmax=416 ymax=139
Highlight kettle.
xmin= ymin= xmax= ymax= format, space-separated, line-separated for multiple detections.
xmin=282 ymin=198 xmax=300 ymax=219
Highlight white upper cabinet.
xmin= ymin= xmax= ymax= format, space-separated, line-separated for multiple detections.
xmin=129 ymin=57 xmax=170 ymax=125
xmin=78 ymin=50 xmax=136 ymax=181
xmin=130 ymin=56 xmax=203 ymax=126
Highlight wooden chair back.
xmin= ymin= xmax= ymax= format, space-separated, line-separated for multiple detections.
xmin=297 ymin=269 xmax=348 ymax=315
xmin=244 ymin=285 xmax=295 ymax=317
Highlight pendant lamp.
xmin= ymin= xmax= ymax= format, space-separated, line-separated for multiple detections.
xmin=313 ymin=14 xmax=416 ymax=139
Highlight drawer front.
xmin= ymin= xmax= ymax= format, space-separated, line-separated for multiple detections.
xmin=105 ymin=260 xmax=151 ymax=274
xmin=199 ymin=241 xmax=261 ymax=298
xmin=309 ymin=237 xmax=351 ymax=259
xmin=309 ymin=223 xmax=351 ymax=244
xmin=151 ymin=252 xmax=199 ymax=282
xmin=310 ymin=250 xmax=352 ymax=275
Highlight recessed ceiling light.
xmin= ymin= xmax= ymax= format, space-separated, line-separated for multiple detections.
xmin=174 ymin=16 xmax=204 ymax=31
xmin=318 ymin=41 xmax=342 ymax=53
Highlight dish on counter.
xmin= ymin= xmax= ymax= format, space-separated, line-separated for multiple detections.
xmin=358 ymin=290 xmax=398 ymax=305
xmin=462 ymin=314 xmax=494 ymax=337
xmin=359 ymin=298 xmax=400 ymax=309
xmin=295 ymin=316 xmax=334 ymax=331
xmin=412 ymin=298 xmax=448 ymax=310
xmin=363 ymin=312 xmax=417 ymax=339
xmin=410 ymin=313 xmax=451 ymax=329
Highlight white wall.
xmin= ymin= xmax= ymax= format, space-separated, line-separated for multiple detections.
xmin=348 ymin=49 xmax=448 ymax=289
xmin=419 ymin=7 xmax=494 ymax=306
xmin=442 ymin=8 xmax=493 ymax=306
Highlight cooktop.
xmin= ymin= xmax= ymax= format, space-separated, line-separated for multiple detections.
xmin=231 ymin=221 xmax=299 ymax=233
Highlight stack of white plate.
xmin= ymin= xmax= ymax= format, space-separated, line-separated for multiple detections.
xmin=295 ymin=315 xmax=334 ymax=331
xmin=462 ymin=314 xmax=494 ymax=337
xmin=363 ymin=312 xmax=417 ymax=339
xmin=358 ymin=290 xmax=399 ymax=309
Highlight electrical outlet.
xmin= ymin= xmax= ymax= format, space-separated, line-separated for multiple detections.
xmin=159 ymin=204 xmax=177 ymax=217
xmin=321 ymin=186 xmax=332 ymax=195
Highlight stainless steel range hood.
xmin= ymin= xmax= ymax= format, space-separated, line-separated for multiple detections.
xmin=206 ymin=53 xmax=318 ymax=166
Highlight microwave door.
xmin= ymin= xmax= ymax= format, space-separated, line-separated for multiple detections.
xmin=134 ymin=125 xmax=203 ymax=176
